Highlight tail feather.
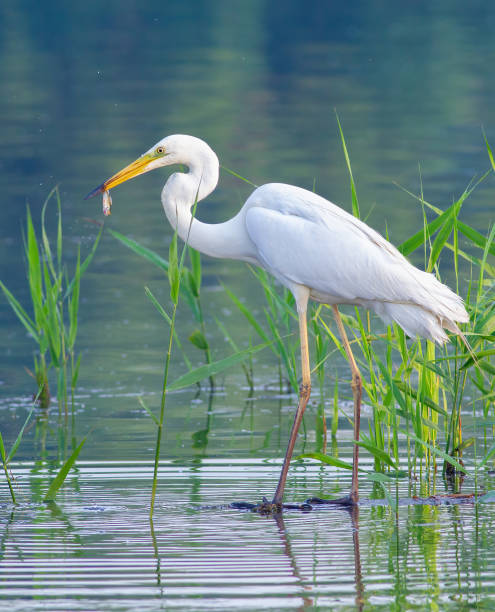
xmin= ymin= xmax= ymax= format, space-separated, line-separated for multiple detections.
xmin=370 ymin=264 xmax=470 ymax=344
xmin=378 ymin=302 xmax=449 ymax=344
xmin=411 ymin=269 xmax=469 ymax=324
xmin=370 ymin=274 xmax=469 ymax=345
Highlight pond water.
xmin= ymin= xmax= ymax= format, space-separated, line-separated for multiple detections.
xmin=2 ymin=456 xmax=495 ymax=611
xmin=1 ymin=1 xmax=495 ymax=610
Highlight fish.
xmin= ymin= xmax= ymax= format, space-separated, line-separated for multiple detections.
xmin=102 ymin=190 xmax=112 ymax=216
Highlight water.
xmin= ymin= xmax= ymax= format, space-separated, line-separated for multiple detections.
xmin=2 ymin=460 xmax=494 ymax=610
xmin=1 ymin=1 xmax=495 ymax=609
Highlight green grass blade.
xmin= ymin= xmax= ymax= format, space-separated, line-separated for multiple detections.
xmin=427 ymin=198 xmax=467 ymax=272
xmin=335 ymin=111 xmax=360 ymax=218
xmin=461 ymin=348 xmax=495 ymax=370
xmin=43 ymin=269 xmax=61 ymax=366
xmin=179 ymin=270 xmax=201 ymax=320
xmin=400 ymin=429 xmax=469 ymax=474
xmin=43 ymin=436 xmax=87 ymax=502
xmin=183 ymin=267 xmax=199 ymax=299
xmin=7 ymin=406 xmax=35 ymax=463
xmin=0 ymin=431 xmax=16 ymax=504
xmin=356 ymin=440 xmax=398 ymax=470
xmin=474 ymin=311 xmax=495 ymax=338
xmin=427 ymin=202 xmax=461 ymax=272
xmin=483 ymin=129 xmax=495 ymax=172
xmin=442 ymin=241 xmax=495 ymax=277
xmin=216 ymin=319 xmax=240 ymax=353
xmin=475 ymin=360 xmax=495 ymax=376
xmin=65 ymin=225 xmax=103 ymax=298
xmin=478 ymin=440 xmax=495 ymax=469
xmin=0 ymin=280 xmax=39 ymax=341
xmin=41 ymin=191 xmax=57 ymax=280
xmin=189 ymin=329 xmax=209 ymax=350
xmin=366 ymin=471 xmax=404 ymax=483
xmin=145 ymin=286 xmax=172 ymax=325
xmin=144 ymin=286 xmax=193 ymax=370
xmin=366 ymin=474 xmax=398 ymax=510
xmin=0 ymin=430 xmax=6 ymax=463
xmin=68 ymin=249 xmax=81 ymax=348
xmin=26 ymin=207 xmax=43 ymax=326
xmin=168 ymin=233 xmax=179 ymax=303
xmin=398 ymin=172 xmax=488 ymax=257
xmin=398 ymin=199 xmax=460 ymax=256
xmin=56 ymin=187 xmax=63 ymax=272
xmin=249 ymin=268 xmax=298 ymax=324
xmin=220 ymin=165 xmax=258 ymax=188
xmin=223 ymin=285 xmax=270 ymax=344
xmin=71 ymin=353 xmax=82 ymax=389
xmin=189 ymin=247 xmax=201 ymax=293
xmin=167 ymin=341 xmax=271 ymax=391
xmin=264 ymin=309 xmax=298 ymax=391
xmin=138 ymin=397 xmax=159 ymax=426
xmin=296 ymin=452 xmax=355 ymax=471
xmin=108 ymin=228 xmax=169 ymax=271
xmin=373 ymin=354 xmax=407 ymax=412
xmin=458 ymin=221 xmax=495 ymax=257
xmin=393 ymin=379 xmax=447 ymax=416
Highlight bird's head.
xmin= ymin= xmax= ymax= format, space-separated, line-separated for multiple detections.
xmin=84 ymin=134 xmax=212 ymax=200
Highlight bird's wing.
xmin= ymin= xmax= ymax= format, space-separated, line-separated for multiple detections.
xmin=243 ymin=183 xmax=444 ymax=307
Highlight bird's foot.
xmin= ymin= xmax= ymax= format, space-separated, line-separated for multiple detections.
xmin=255 ymin=497 xmax=283 ymax=514
xmin=307 ymin=495 xmax=358 ymax=507
xmin=231 ymin=496 xmax=313 ymax=514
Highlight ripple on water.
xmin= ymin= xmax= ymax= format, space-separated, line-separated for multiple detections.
xmin=0 ymin=460 xmax=494 ymax=610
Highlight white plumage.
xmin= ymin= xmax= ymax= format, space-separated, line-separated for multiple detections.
xmin=243 ymin=183 xmax=468 ymax=344
xmin=89 ymin=134 xmax=469 ymax=508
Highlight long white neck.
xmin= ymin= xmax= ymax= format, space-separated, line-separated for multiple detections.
xmin=160 ymin=146 xmax=257 ymax=263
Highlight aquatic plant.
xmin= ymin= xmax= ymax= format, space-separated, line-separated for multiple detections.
xmin=109 ymin=230 xmax=213 ymax=383
xmin=42 ymin=435 xmax=87 ymax=502
xmin=0 ymin=406 xmax=35 ymax=503
xmin=0 ymin=188 xmax=102 ymax=416
xmin=0 ymin=393 xmax=87 ymax=504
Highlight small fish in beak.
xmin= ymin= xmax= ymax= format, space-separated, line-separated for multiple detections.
xmin=102 ymin=190 xmax=112 ymax=216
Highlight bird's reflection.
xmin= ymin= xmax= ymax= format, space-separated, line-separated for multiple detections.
xmin=271 ymin=504 xmax=365 ymax=611
xmin=272 ymin=512 xmax=313 ymax=609
xmin=350 ymin=505 xmax=365 ymax=611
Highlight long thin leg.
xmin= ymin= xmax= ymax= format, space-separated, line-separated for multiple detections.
xmin=332 ymin=305 xmax=362 ymax=504
xmin=272 ymin=288 xmax=311 ymax=507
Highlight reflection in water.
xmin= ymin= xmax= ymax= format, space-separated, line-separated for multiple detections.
xmin=273 ymin=505 xmax=366 ymax=611
xmin=191 ymin=389 xmax=213 ymax=451
xmin=273 ymin=512 xmax=313 ymax=609
xmin=0 ymin=511 xmax=16 ymax=564
xmin=0 ymin=461 xmax=494 ymax=610
xmin=350 ymin=506 xmax=365 ymax=611
xmin=149 ymin=517 xmax=164 ymax=596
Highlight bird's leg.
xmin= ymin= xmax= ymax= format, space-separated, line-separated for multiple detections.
xmin=332 ymin=306 xmax=362 ymax=505
xmin=270 ymin=290 xmax=311 ymax=509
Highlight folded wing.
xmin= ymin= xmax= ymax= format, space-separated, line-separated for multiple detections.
xmin=244 ymin=183 xmax=468 ymax=343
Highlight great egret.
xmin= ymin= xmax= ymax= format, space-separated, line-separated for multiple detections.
xmin=86 ymin=134 xmax=469 ymax=510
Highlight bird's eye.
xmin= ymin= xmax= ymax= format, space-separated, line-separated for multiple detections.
xmin=155 ymin=146 xmax=165 ymax=155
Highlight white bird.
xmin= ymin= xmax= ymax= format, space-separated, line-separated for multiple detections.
xmin=86 ymin=134 xmax=469 ymax=511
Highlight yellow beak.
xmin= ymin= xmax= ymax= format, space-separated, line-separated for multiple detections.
xmin=84 ymin=154 xmax=154 ymax=200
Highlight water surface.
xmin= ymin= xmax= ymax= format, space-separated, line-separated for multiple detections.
xmin=2 ymin=459 xmax=494 ymax=611
xmin=1 ymin=1 xmax=495 ymax=610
